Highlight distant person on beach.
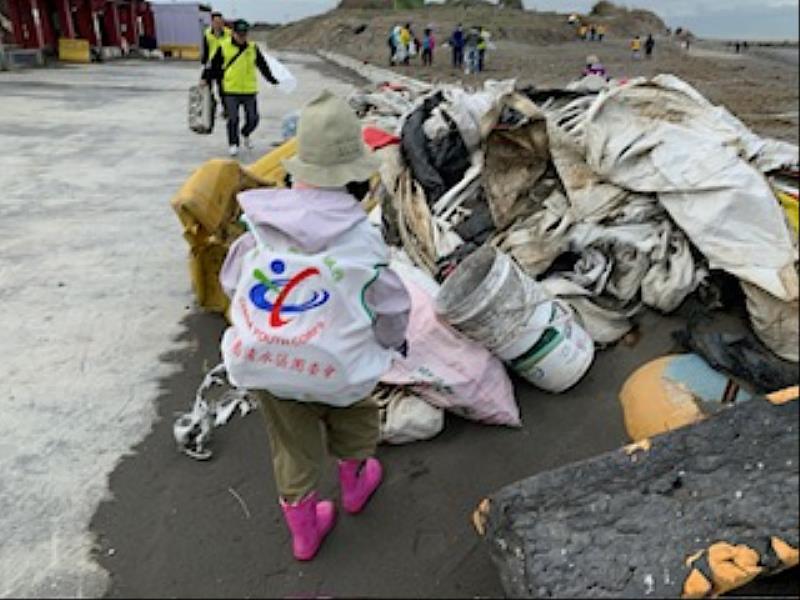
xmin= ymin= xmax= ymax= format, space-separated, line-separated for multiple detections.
xmin=422 ymin=28 xmax=435 ymax=66
xmin=391 ymin=25 xmax=406 ymax=65
xmin=579 ymin=24 xmax=588 ymax=40
xmin=645 ymin=33 xmax=655 ymax=58
xmin=450 ymin=23 xmax=465 ymax=69
xmin=201 ymin=11 xmax=231 ymax=117
xmin=400 ymin=23 xmax=412 ymax=65
xmin=582 ymin=54 xmax=608 ymax=78
xmin=465 ymin=26 xmax=480 ymax=74
xmin=735 ymin=41 xmax=741 ymax=53
xmin=387 ymin=25 xmax=397 ymax=65
xmin=676 ymin=27 xmax=691 ymax=52
xmin=589 ymin=24 xmax=597 ymax=41
xmin=406 ymin=23 xmax=420 ymax=64
xmin=597 ymin=24 xmax=606 ymax=41
xmin=477 ymin=26 xmax=490 ymax=72
xmin=631 ymin=35 xmax=642 ymax=59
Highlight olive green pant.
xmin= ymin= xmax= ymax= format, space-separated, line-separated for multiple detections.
xmin=256 ymin=391 xmax=380 ymax=502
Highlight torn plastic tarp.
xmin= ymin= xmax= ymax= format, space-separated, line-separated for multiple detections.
xmin=540 ymin=275 xmax=641 ymax=344
xmin=581 ymin=75 xmax=798 ymax=304
xmin=496 ymin=190 xmax=573 ymax=278
xmin=639 ymin=226 xmax=707 ymax=313
xmin=753 ymin=138 xmax=800 ymax=174
xmin=495 ymin=187 xmax=704 ymax=341
xmin=436 ymin=80 xmax=517 ymax=152
xmin=742 ymin=282 xmax=800 ymax=363
xmin=173 ymin=363 xmax=258 ymax=460
xmin=483 ymin=116 xmax=550 ymax=229
xmin=545 ymin=97 xmax=629 ymax=223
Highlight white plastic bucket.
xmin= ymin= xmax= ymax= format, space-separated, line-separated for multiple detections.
xmin=436 ymin=246 xmax=549 ymax=354
xmin=508 ymin=301 xmax=595 ymax=393
xmin=495 ymin=300 xmax=553 ymax=361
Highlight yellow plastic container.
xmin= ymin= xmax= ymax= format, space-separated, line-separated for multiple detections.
xmin=619 ymin=355 xmax=704 ymax=441
xmin=776 ymin=190 xmax=799 ymax=234
xmin=171 ymin=159 xmax=269 ymax=313
xmin=160 ymin=44 xmax=201 ymax=61
xmin=245 ymin=137 xmax=298 ymax=186
xmin=59 ymin=38 xmax=90 ymax=63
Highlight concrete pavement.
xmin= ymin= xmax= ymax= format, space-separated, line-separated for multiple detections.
xmin=0 ymin=54 xmax=356 ymax=598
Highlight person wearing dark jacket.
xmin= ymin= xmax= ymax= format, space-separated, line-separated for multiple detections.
xmin=645 ymin=33 xmax=655 ymax=58
xmin=450 ymin=24 xmax=465 ymax=69
xmin=204 ymin=19 xmax=279 ymax=156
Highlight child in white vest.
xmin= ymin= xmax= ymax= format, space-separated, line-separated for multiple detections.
xmin=219 ymin=90 xmax=410 ymax=561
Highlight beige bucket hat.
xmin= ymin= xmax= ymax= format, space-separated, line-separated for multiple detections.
xmin=283 ymin=90 xmax=380 ymax=188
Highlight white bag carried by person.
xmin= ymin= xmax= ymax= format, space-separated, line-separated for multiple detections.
xmin=393 ymin=45 xmax=408 ymax=64
xmin=188 ymin=83 xmax=215 ymax=134
xmin=264 ymin=51 xmax=297 ymax=95
xmin=221 ymin=214 xmax=395 ymax=406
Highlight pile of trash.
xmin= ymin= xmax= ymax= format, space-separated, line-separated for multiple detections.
xmin=171 ymin=74 xmax=799 ymax=458
xmin=360 ymin=75 xmax=799 ymax=363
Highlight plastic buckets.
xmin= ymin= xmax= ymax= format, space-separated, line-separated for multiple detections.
xmin=436 ymin=246 xmax=594 ymax=393
xmin=436 ymin=246 xmax=545 ymax=354
xmin=506 ymin=300 xmax=595 ymax=393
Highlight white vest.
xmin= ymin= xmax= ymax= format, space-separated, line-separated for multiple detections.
xmin=221 ymin=217 xmax=394 ymax=406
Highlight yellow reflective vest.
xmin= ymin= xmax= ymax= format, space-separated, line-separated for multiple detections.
xmin=219 ymin=39 xmax=258 ymax=95
xmin=204 ymin=27 xmax=231 ymax=62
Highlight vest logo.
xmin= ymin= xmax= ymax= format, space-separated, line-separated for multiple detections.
xmin=249 ymin=259 xmax=330 ymax=328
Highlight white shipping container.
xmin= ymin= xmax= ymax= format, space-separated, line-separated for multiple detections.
xmin=152 ymin=2 xmax=210 ymax=47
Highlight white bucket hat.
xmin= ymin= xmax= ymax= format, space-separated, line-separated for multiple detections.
xmin=283 ymin=90 xmax=380 ymax=188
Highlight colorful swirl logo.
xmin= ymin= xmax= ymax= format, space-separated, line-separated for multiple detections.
xmin=249 ymin=259 xmax=330 ymax=328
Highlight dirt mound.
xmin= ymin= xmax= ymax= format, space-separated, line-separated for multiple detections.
xmin=584 ymin=1 xmax=667 ymax=35
xmin=265 ymin=2 xmax=668 ymax=54
xmin=267 ymin=6 xmax=571 ymax=52
xmin=339 ymin=0 xmax=425 ymax=7
xmin=441 ymin=0 xmax=523 ymax=7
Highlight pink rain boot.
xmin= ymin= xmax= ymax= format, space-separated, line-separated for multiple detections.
xmin=338 ymin=457 xmax=383 ymax=514
xmin=280 ymin=492 xmax=336 ymax=561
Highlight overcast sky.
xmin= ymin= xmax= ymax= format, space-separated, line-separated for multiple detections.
xmin=208 ymin=0 xmax=799 ymax=39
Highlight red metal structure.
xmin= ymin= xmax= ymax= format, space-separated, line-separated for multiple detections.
xmin=2 ymin=0 xmax=155 ymax=51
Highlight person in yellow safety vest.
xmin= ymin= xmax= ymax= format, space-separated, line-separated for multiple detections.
xmin=399 ymin=24 xmax=412 ymax=65
xmin=477 ymin=27 xmax=489 ymax=72
xmin=202 ymin=12 xmax=231 ymax=65
xmin=204 ymin=19 xmax=279 ymax=157
xmin=201 ymin=12 xmax=232 ymax=117
xmin=631 ymin=35 xmax=642 ymax=59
